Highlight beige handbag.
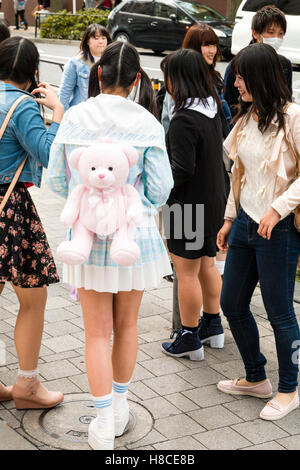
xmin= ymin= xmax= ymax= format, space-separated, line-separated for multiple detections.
xmin=0 ymin=95 xmax=29 ymax=215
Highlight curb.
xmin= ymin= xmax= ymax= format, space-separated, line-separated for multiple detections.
xmin=10 ymin=27 xmax=81 ymax=46
xmin=33 ymin=37 xmax=81 ymax=46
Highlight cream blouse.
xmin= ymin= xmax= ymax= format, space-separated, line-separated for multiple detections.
xmin=224 ymin=103 xmax=300 ymax=222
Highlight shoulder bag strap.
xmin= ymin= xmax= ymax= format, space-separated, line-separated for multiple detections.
xmin=0 ymin=94 xmax=29 ymax=214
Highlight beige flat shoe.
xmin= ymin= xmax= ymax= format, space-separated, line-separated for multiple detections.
xmin=217 ymin=378 xmax=273 ymax=398
xmin=260 ymin=391 xmax=299 ymax=421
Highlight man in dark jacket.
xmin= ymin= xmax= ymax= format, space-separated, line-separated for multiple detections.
xmin=224 ymin=5 xmax=293 ymax=116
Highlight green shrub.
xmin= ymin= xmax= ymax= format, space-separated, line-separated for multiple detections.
xmin=40 ymin=9 xmax=110 ymax=40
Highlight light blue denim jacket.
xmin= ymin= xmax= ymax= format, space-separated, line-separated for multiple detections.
xmin=59 ymin=55 xmax=92 ymax=111
xmin=0 ymin=83 xmax=59 ymax=187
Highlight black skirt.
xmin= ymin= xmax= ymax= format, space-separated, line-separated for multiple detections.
xmin=165 ymin=200 xmax=217 ymax=259
xmin=167 ymin=235 xmax=217 ymax=259
xmin=0 ymin=183 xmax=59 ymax=288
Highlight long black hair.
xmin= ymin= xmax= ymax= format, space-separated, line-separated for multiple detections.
xmin=80 ymin=24 xmax=112 ymax=63
xmin=0 ymin=36 xmax=39 ymax=93
xmin=88 ymin=41 xmax=158 ymax=118
xmin=232 ymin=43 xmax=291 ymax=133
xmin=162 ymin=48 xmax=219 ymax=113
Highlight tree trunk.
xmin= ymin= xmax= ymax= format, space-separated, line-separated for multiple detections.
xmin=226 ymin=0 xmax=243 ymax=20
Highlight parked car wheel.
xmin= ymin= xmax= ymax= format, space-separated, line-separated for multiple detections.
xmin=114 ymin=31 xmax=130 ymax=43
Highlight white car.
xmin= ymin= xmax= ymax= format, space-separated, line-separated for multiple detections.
xmin=231 ymin=0 xmax=300 ymax=65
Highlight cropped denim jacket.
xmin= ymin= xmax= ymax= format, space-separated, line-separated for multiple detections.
xmin=59 ymin=54 xmax=92 ymax=111
xmin=0 ymin=83 xmax=59 ymax=187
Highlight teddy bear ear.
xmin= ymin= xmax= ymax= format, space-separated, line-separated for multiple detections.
xmin=69 ymin=148 xmax=86 ymax=170
xmin=122 ymin=145 xmax=139 ymax=168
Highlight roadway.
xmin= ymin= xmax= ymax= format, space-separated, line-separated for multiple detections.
xmin=37 ymin=42 xmax=300 ymax=103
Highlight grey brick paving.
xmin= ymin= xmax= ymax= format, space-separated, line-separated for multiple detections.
xmin=231 ymin=420 xmax=289 ymax=445
xmin=276 ymin=435 xmax=300 ymax=450
xmin=187 ymin=405 xmax=243 ymax=430
xmin=242 ymin=441 xmax=286 ymax=450
xmin=193 ymin=427 xmax=251 ymax=450
xmin=0 ymin=421 xmax=37 ymax=450
xmin=0 ymin=177 xmax=300 ymax=450
xmin=153 ymin=437 xmax=206 ymax=450
xmin=154 ymin=414 xmax=206 ymax=439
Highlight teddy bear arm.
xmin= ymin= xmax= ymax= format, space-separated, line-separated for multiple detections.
xmin=60 ymin=184 xmax=85 ymax=227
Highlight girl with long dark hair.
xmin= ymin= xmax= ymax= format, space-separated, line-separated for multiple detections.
xmin=161 ymin=49 xmax=227 ymax=361
xmin=162 ymin=24 xmax=232 ymax=139
xmin=59 ymin=24 xmax=112 ymax=111
xmin=47 ymin=41 xmax=173 ymax=450
xmin=0 ymin=37 xmax=64 ymax=409
xmin=161 ymin=25 xmax=231 ymax=352
xmin=217 ymin=43 xmax=300 ymax=421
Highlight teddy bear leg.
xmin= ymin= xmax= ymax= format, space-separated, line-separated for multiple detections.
xmin=110 ymin=223 xmax=140 ymax=266
xmin=57 ymin=220 xmax=94 ymax=265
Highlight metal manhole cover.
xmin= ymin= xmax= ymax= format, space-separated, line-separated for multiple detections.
xmin=22 ymin=393 xmax=153 ymax=450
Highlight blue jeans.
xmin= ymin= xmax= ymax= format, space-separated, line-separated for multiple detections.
xmin=221 ymin=207 xmax=300 ymax=393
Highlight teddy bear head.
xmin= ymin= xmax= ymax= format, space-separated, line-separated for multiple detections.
xmin=69 ymin=142 xmax=139 ymax=190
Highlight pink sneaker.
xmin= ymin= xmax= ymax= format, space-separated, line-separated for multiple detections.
xmin=260 ymin=391 xmax=299 ymax=421
xmin=217 ymin=378 xmax=273 ymax=398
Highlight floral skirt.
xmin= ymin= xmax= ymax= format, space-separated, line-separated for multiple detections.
xmin=0 ymin=183 xmax=59 ymax=288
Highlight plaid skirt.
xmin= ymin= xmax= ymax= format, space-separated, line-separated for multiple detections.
xmin=0 ymin=183 xmax=59 ymax=288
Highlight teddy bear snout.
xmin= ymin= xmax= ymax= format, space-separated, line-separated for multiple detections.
xmin=98 ymin=174 xmax=105 ymax=179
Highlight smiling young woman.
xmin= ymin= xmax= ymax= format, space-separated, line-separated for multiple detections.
xmin=217 ymin=43 xmax=300 ymax=422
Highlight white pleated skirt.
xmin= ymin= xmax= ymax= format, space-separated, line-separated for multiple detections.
xmin=62 ymin=216 xmax=172 ymax=293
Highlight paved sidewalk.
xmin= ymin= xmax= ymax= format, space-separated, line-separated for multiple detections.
xmin=1 ymin=24 xmax=300 ymax=451
xmin=1 ymin=178 xmax=300 ymax=451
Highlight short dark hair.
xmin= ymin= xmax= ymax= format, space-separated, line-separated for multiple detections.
xmin=232 ymin=43 xmax=291 ymax=133
xmin=251 ymin=5 xmax=287 ymax=35
xmin=0 ymin=20 xmax=10 ymax=43
xmin=80 ymin=24 xmax=112 ymax=62
xmin=162 ymin=48 xmax=219 ymax=113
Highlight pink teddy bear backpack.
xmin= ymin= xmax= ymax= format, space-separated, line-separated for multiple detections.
xmin=56 ymin=142 xmax=143 ymax=266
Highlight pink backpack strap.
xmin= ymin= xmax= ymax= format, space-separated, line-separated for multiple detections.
xmin=134 ymin=173 xmax=142 ymax=188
